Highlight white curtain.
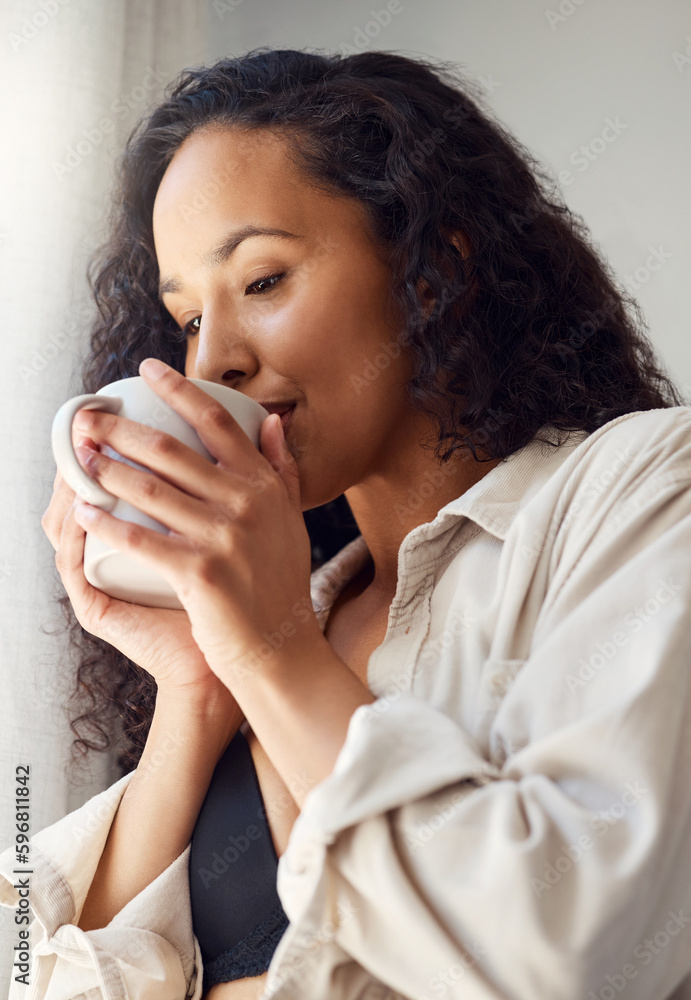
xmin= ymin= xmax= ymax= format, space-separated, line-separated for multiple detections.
xmin=0 ymin=3 xmax=206 ymax=993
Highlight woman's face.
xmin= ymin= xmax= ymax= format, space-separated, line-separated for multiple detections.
xmin=152 ymin=126 xmax=426 ymax=511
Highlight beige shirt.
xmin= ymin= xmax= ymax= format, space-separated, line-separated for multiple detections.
xmin=3 ymin=406 xmax=691 ymax=1000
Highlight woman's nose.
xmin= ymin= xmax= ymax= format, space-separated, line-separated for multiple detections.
xmin=186 ymin=319 xmax=257 ymax=385
xmin=192 ymin=360 xmax=246 ymax=384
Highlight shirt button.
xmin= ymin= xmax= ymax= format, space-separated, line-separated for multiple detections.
xmin=490 ymin=672 xmax=509 ymax=694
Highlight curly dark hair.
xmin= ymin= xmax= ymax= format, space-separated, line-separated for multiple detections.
xmin=54 ymin=46 xmax=683 ymax=779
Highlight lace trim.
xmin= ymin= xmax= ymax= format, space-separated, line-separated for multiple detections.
xmin=203 ymin=902 xmax=290 ymax=989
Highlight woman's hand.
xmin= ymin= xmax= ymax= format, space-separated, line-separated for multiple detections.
xmin=67 ymin=359 xmax=322 ymax=687
xmin=41 ymin=451 xmax=239 ymax=704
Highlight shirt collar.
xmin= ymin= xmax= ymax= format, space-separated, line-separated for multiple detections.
xmin=431 ymin=423 xmax=590 ymax=542
xmin=310 ymin=424 xmax=589 ymax=625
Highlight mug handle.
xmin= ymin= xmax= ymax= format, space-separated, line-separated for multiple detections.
xmin=51 ymin=394 xmax=124 ymax=510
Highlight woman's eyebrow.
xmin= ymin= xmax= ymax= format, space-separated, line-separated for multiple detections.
xmin=158 ymin=225 xmax=306 ymax=300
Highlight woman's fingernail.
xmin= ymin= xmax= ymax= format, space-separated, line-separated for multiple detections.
xmin=140 ymin=358 xmax=167 ymax=380
xmin=74 ymin=503 xmax=98 ymax=522
xmin=73 ymin=410 xmax=95 ymax=431
xmin=75 ymin=445 xmax=100 ymax=472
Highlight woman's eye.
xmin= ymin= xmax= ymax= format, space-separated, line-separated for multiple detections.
xmin=245 ymin=271 xmax=286 ymax=295
xmin=179 ymin=316 xmax=200 ymax=338
xmin=175 ymin=272 xmax=287 ymax=338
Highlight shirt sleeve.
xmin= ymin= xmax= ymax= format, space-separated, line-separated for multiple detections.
xmin=0 ymin=771 xmax=202 ymax=1000
xmin=274 ymin=459 xmax=691 ymax=999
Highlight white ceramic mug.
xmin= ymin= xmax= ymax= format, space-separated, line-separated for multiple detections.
xmin=51 ymin=375 xmax=269 ymax=610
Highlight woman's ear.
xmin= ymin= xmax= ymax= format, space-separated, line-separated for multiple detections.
xmin=415 ymin=229 xmax=472 ymax=320
xmin=448 ymin=230 xmax=471 ymax=259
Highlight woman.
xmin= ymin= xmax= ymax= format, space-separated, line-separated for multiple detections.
xmin=2 ymin=46 xmax=691 ymax=999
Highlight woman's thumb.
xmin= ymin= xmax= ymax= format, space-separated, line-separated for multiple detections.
xmin=260 ymin=413 xmax=301 ymax=508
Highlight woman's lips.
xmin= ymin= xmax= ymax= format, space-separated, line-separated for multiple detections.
xmin=280 ymin=404 xmax=296 ymax=436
